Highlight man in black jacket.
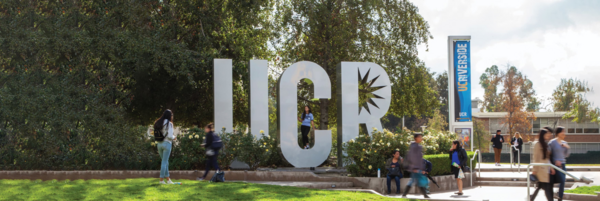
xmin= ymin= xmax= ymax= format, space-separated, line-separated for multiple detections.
xmin=491 ymin=130 xmax=504 ymax=166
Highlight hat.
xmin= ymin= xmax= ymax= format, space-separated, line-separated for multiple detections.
xmin=496 ymin=130 xmax=501 ymax=133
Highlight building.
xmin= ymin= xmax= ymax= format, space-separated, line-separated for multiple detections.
xmin=472 ymin=104 xmax=600 ymax=154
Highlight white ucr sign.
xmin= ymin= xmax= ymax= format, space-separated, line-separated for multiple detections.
xmin=214 ymin=59 xmax=392 ymax=168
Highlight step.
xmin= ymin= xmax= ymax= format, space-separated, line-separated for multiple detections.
xmin=477 ymin=177 xmax=576 ymax=182
xmin=476 ymin=181 xmax=575 ymax=187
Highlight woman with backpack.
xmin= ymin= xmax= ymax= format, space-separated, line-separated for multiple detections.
xmin=199 ymin=123 xmax=223 ymax=181
xmin=449 ymin=140 xmax=468 ymax=196
xmin=154 ymin=109 xmax=177 ymax=184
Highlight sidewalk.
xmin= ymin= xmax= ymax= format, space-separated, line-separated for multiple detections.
xmin=395 ymin=186 xmax=576 ymax=201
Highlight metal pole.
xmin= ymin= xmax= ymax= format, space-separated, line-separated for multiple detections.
xmin=517 ymin=148 xmax=521 ymax=173
xmin=470 ymin=149 xmax=480 ymax=187
xmin=402 ymin=116 xmax=405 ymax=129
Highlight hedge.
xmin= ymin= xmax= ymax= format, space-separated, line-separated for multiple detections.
xmin=423 ymin=151 xmax=479 ymax=177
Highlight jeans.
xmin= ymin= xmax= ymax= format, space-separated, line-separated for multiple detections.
xmin=386 ymin=174 xmax=402 ymax=193
xmin=202 ymin=148 xmax=220 ymax=178
xmin=407 ymin=170 xmax=425 ymax=187
xmin=555 ymin=163 xmax=566 ymax=198
xmin=157 ymin=141 xmax=172 ymax=178
xmin=512 ymin=148 xmax=520 ymax=164
xmin=300 ymin=125 xmax=310 ymax=146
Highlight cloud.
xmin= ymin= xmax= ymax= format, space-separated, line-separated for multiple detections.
xmin=412 ymin=0 xmax=600 ymax=108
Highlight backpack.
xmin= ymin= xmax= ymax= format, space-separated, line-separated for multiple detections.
xmin=210 ymin=171 xmax=225 ymax=182
xmin=210 ymin=132 xmax=223 ymax=149
xmin=154 ymin=122 xmax=169 ymax=141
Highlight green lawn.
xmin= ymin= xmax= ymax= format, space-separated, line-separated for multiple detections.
xmin=0 ymin=178 xmax=412 ymax=201
xmin=565 ymin=185 xmax=600 ymax=195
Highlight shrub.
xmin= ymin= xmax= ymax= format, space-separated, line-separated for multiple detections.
xmin=343 ymin=128 xmax=458 ymax=177
xmin=424 ymin=151 xmax=479 ymax=176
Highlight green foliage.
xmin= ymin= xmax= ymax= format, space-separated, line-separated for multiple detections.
xmin=168 ymin=128 xmax=206 ymax=170
xmin=565 ymin=185 xmax=600 ymax=195
xmin=423 ymin=151 xmax=478 ymax=177
xmin=0 ymin=178 xmax=411 ymax=200
xmin=427 ymin=109 xmax=448 ymax=131
xmin=273 ymin=0 xmax=439 ymax=130
xmin=553 ymin=78 xmax=591 ymax=112
xmin=473 ymin=119 xmax=490 ymax=152
xmin=554 ymin=78 xmax=600 ymax=124
xmin=343 ymin=128 xmax=456 ymax=177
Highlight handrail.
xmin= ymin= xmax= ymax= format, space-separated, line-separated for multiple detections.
xmin=526 ymin=163 xmax=593 ymax=201
xmin=510 ymin=145 xmax=521 ymax=173
xmin=470 ymin=149 xmax=481 ymax=187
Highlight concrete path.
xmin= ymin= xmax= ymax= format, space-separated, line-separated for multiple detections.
xmin=396 ymin=186 xmax=576 ymax=201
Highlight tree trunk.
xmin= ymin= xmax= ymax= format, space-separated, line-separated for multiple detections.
xmin=319 ymin=99 xmax=328 ymax=130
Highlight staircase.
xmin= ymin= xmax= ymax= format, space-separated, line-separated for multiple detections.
xmin=476 ymin=177 xmax=577 ymax=187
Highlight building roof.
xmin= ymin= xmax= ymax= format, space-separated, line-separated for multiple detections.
xmin=472 ymin=111 xmax=568 ymax=118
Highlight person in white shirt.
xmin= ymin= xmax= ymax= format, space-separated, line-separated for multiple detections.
xmin=153 ymin=109 xmax=177 ymax=184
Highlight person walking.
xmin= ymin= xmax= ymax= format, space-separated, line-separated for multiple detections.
xmin=511 ymin=132 xmax=524 ymax=166
xmin=491 ymin=130 xmax=504 ymax=166
xmin=154 ymin=109 xmax=177 ymax=184
xmin=530 ymin=128 xmax=556 ymax=201
xmin=198 ymin=123 xmax=223 ymax=181
xmin=549 ymin=126 xmax=570 ymax=201
xmin=401 ymin=133 xmax=429 ymax=199
xmin=449 ymin=140 xmax=468 ymax=196
xmin=297 ymin=105 xmax=315 ymax=149
xmin=385 ymin=150 xmax=403 ymax=194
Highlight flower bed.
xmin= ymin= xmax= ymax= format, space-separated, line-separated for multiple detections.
xmin=343 ymin=128 xmax=457 ymax=177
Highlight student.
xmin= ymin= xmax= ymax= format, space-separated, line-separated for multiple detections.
xmin=549 ymin=126 xmax=570 ymax=201
xmin=510 ymin=132 xmax=524 ymax=166
xmin=297 ymin=105 xmax=315 ymax=149
xmin=402 ymin=133 xmax=429 ymax=199
xmin=530 ymin=128 xmax=555 ymax=201
xmin=385 ymin=150 xmax=403 ymax=194
xmin=490 ymin=130 xmax=504 ymax=166
xmin=199 ymin=123 xmax=223 ymax=181
xmin=449 ymin=140 xmax=468 ymax=196
xmin=154 ymin=109 xmax=177 ymax=184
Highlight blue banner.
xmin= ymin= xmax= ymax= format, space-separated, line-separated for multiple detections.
xmin=454 ymin=41 xmax=471 ymax=122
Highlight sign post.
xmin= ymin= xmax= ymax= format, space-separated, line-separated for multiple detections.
xmin=448 ymin=36 xmax=474 ymax=151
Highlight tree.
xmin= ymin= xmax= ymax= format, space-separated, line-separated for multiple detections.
xmin=479 ymin=65 xmax=503 ymax=112
xmin=430 ymin=71 xmax=449 ymax=130
xmin=272 ymin=0 xmax=438 ymax=130
xmin=501 ymin=66 xmax=536 ymax=141
xmin=427 ymin=109 xmax=448 ymax=131
xmin=473 ymin=119 xmax=490 ymax=152
xmin=552 ymin=78 xmax=591 ymax=111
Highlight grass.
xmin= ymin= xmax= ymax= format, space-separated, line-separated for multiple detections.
xmin=0 ymin=178 xmax=413 ymax=201
xmin=565 ymin=185 xmax=600 ymax=195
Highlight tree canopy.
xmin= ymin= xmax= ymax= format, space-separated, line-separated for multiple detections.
xmin=272 ymin=0 xmax=438 ymax=129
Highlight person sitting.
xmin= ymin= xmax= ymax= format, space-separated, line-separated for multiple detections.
xmin=385 ymin=150 xmax=403 ymax=194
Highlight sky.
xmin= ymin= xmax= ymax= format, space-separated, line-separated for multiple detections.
xmin=412 ymin=0 xmax=600 ymax=111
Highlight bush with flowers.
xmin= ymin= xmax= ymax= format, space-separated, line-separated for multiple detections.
xmin=343 ymin=128 xmax=456 ymax=177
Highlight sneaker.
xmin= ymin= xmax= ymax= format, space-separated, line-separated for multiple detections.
xmin=159 ymin=181 xmax=166 ymax=185
xmin=166 ymin=179 xmax=175 ymax=184
xmin=196 ymin=177 xmax=204 ymax=181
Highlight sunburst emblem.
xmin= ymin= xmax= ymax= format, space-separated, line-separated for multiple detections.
xmin=358 ymin=68 xmax=387 ymax=114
